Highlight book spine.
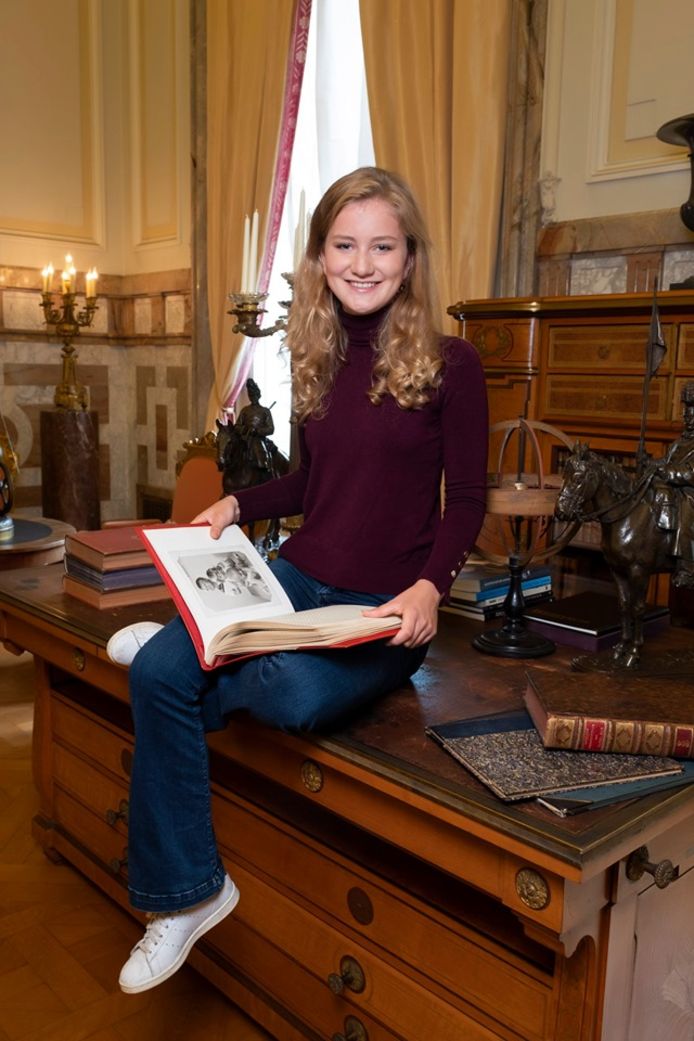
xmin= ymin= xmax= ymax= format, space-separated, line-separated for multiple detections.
xmin=450 ymin=582 xmax=552 ymax=610
xmin=544 ymin=714 xmax=694 ymax=758
xmin=452 ymin=567 xmax=552 ymax=594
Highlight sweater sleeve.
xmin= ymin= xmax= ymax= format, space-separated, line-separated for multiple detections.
xmin=232 ymin=427 xmax=310 ymax=523
xmin=418 ymin=340 xmax=489 ymax=595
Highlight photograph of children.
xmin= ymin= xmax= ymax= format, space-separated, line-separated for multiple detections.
xmin=177 ymin=550 xmax=274 ymax=613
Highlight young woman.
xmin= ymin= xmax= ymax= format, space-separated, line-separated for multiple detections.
xmin=110 ymin=166 xmax=489 ymax=994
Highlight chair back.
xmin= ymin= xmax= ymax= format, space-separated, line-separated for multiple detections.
xmin=170 ymin=437 xmax=223 ymax=523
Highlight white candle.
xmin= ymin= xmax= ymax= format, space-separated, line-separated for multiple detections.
xmin=297 ymin=189 xmax=306 ymax=270
xmin=248 ymin=210 xmax=259 ymax=291
xmin=241 ymin=214 xmax=250 ymax=292
xmin=62 ymin=253 xmax=76 ymax=294
xmin=41 ymin=263 xmax=54 ymax=293
xmin=86 ymin=267 xmax=98 ymax=300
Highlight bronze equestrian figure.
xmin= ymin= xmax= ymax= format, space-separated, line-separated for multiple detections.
xmin=555 ymin=382 xmax=694 ymax=668
xmin=216 ymin=378 xmax=289 ymax=551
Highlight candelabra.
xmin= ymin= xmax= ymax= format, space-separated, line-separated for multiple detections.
xmin=40 ymin=258 xmax=98 ymax=410
xmin=227 ymin=273 xmax=293 ymax=338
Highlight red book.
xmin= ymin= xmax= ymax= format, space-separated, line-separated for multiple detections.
xmin=64 ymin=524 xmax=165 ymax=571
xmin=524 ymin=668 xmax=694 ymax=758
xmin=139 ymin=523 xmax=400 ymax=670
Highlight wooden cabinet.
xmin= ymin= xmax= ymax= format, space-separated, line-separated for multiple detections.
xmin=448 ymin=290 xmax=694 ymax=461
xmin=3 ymin=565 xmax=694 ymax=1041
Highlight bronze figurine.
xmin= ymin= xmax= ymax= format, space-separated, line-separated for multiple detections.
xmin=216 ymin=378 xmax=289 ymax=552
xmin=555 ymin=381 xmax=694 ymax=669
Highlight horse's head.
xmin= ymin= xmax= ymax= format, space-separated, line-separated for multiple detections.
xmin=555 ymin=443 xmax=600 ymax=521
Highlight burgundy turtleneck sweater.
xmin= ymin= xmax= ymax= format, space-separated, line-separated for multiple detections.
xmin=233 ymin=307 xmax=488 ymax=596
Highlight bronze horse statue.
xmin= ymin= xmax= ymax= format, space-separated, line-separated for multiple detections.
xmin=555 ymin=444 xmax=675 ymax=668
xmin=215 ymin=380 xmax=290 ymax=552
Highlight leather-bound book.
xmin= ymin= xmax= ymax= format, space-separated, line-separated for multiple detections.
xmin=524 ymin=668 xmax=694 ymax=758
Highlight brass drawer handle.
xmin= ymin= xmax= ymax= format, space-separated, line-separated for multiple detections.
xmin=626 ymin=845 xmax=678 ymax=889
xmin=109 ymin=849 xmax=128 ymax=874
xmin=333 ymin=1015 xmax=369 ymax=1041
xmin=301 ymin=759 xmax=324 ymax=792
xmin=72 ymin=648 xmax=86 ymax=671
xmin=327 ymin=955 xmax=365 ymax=995
xmin=105 ymin=799 xmax=129 ymax=827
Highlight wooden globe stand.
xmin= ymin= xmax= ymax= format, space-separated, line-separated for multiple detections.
xmin=472 ymin=419 xmax=579 ymax=659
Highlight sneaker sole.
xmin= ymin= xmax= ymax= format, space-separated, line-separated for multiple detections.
xmin=119 ymin=883 xmax=240 ymax=994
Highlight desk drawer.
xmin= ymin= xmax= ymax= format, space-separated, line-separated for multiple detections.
xmin=214 ymin=791 xmax=552 ymax=1041
xmin=216 ymin=857 xmax=507 ymax=1041
xmin=54 ymin=744 xmax=129 ymax=835
xmin=52 ymin=693 xmax=133 ymax=783
xmin=53 ymin=787 xmax=129 ymax=879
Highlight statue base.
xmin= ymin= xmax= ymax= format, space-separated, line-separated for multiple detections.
xmin=572 ymin=647 xmax=694 ymax=676
xmin=40 ymin=409 xmax=101 ymax=530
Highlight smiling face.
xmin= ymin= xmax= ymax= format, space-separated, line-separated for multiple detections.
xmin=319 ymin=197 xmax=411 ymax=316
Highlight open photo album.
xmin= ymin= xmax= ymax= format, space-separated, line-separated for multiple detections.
xmin=139 ymin=524 xmax=401 ymax=670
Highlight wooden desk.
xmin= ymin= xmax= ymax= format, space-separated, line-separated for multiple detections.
xmin=0 ymin=514 xmax=74 ymax=569
xmin=1 ymin=565 xmax=692 ymax=1041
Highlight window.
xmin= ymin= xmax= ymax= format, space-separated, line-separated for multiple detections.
xmin=252 ymin=0 xmax=374 ymax=457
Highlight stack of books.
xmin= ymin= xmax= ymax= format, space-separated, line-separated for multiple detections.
xmin=427 ymin=669 xmax=694 ymax=816
xmin=442 ymin=562 xmax=552 ymax=620
xmin=63 ymin=525 xmax=171 ymax=608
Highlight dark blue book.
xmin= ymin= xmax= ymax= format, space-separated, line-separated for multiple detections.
xmin=452 ymin=563 xmax=551 ymax=594
xmin=537 ymin=760 xmax=694 ymax=816
xmin=64 ymin=554 xmax=163 ymax=591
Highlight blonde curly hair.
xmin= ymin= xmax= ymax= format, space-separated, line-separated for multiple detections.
xmin=286 ymin=167 xmax=443 ymax=422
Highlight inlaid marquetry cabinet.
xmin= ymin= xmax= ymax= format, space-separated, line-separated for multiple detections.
xmin=449 ymin=290 xmax=694 ymax=467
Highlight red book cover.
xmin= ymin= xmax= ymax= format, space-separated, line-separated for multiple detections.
xmin=138 ymin=523 xmax=400 ymax=670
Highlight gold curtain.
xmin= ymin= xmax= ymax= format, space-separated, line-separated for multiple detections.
xmin=359 ymin=0 xmax=510 ymax=328
xmin=206 ymin=0 xmax=296 ymax=431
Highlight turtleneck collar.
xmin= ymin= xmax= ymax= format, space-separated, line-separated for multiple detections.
xmin=338 ymin=301 xmax=392 ymax=348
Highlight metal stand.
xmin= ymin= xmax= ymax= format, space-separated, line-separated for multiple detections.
xmin=472 ymin=555 xmax=555 ymax=658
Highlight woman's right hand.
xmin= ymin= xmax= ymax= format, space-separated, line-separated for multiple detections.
xmin=192 ymin=495 xmax=240 ymax=539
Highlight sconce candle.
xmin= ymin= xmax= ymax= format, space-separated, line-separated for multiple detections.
xmin=41 ymin=263 xmax=54 ymax=293
xmin=248 ymin=209 xmax=259 ymax=292
xmin=85 ymin=267 xmax=98 ymax=300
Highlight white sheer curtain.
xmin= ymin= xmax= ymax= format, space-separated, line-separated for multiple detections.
xmin=252 ymin=0 xmax=374 ymax=457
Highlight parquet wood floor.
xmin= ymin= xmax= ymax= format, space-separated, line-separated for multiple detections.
xmin=0 ymin=647 xmax=273 ymax=1041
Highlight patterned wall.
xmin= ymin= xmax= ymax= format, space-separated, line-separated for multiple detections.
xmin=0 ymin=266 xmax=192 ymax=522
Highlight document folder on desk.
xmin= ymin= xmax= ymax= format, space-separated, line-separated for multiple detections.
xmin=426 ymin=710 xmax=682 ymax=802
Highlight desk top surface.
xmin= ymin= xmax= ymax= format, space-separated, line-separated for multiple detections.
xmin=1 ymin=563 xmax=693 ymax=872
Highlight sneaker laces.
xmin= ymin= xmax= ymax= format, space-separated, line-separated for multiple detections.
xmin=132 ymin=911 xmax=180 ymax=957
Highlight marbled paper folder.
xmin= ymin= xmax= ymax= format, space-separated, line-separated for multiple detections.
xmin=426 ymin=710 xmax=682 ymax=802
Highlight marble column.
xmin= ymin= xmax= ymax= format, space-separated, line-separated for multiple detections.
xmin=40 ymin=410 xmax=101 ymax=530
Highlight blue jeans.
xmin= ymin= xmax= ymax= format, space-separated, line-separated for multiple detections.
xmin=126 ymin=558 xmax=427 ymax=911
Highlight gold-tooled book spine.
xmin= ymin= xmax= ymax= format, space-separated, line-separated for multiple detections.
xmin=545 ymin=715 xmax=694 ymax=758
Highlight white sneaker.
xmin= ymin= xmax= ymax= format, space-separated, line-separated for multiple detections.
xmin=119 ymin=875 xmax=239 ymax=994
xmin=106 ymin=621 xmax=165 ymax=666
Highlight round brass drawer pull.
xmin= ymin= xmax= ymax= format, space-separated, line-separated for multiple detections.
xmin=626 ymin=845 xmax=678 ymax=889
xmin=332 ymin=1015 xmax=369 ymax=1041
xmin=105 ymin=799 xmax=129 ymax=827
xmin=327 ymin=955 xmax=365 ymax=995
xmin=301 ymin=759 xmax=324 ymax=792
xmin=515 ymin=867 xmax=550 ymax=909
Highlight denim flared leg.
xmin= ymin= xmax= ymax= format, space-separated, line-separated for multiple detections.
xmin=126 ymin=558 xmax=427 ymax=911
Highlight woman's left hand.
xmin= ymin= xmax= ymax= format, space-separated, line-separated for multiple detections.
xmin=363 ymin=579 xmax=440 ymax=648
